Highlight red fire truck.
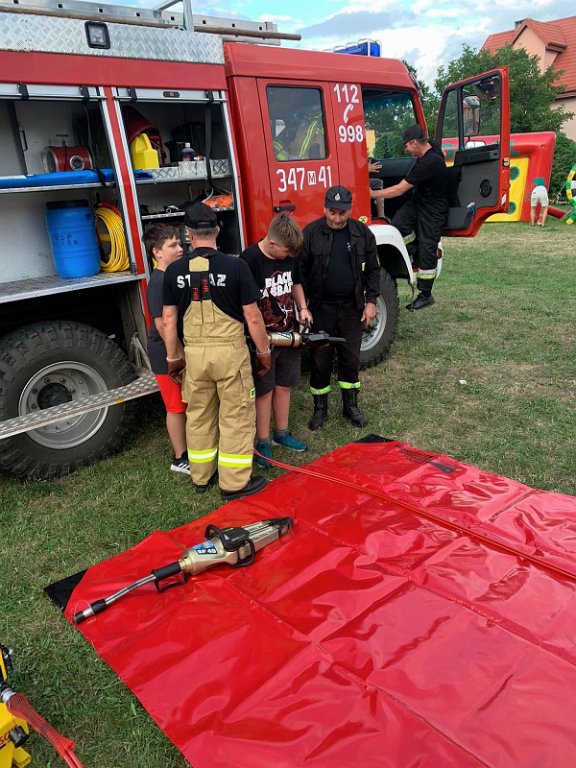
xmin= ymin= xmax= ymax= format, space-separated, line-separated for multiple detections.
xmin=0 ymin=0 xmax=510 ymax=478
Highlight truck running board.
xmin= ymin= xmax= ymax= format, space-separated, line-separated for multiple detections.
xmin=0 ymin=369 xmax=158 ymax=441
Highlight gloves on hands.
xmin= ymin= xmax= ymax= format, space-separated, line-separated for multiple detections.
xmin=168 ymin=346 xmax=271 ymax=383
xmin=167 ymin=357 xmax=186 ymax=384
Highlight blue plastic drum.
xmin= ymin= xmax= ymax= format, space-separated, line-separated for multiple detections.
xmin=45 ymin=200 xmax=100 ymax=279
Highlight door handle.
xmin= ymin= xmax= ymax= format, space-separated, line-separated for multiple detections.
xmin=274 ymin=204 xmax=296 ymax=213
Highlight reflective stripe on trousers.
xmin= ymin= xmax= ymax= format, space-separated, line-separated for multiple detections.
xmin=182 ymin=256 xmax=256 ymax=492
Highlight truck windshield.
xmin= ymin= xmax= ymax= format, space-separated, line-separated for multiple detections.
xmin=362 ymin=90 xmax=417 ymax=159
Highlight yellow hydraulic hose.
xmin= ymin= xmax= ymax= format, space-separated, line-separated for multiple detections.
xmin=95 ymin=203 xmax=130 ymax=272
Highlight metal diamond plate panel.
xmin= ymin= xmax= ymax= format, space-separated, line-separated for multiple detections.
xmin=0 ymin=369 xmax=158 ymax=440
xmin=0 ymin=13 xmax=224 ymax=63
xmin=0 ymin=272 xmax=144 ymax=305
xmin=140 ymin=160 xmax=230 ymax=183
xmin=149 ymin=159 xmax=230 ymax=180
xmin=211 ymin=159 xmax=230 ymax=177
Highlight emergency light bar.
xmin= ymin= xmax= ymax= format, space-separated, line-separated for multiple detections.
xmin=334 ymin=39 xmax=381 ymax=57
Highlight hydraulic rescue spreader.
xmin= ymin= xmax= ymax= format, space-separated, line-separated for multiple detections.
xmin=74 ymin=517 xmax=293 ymax=624
xmin=266 ymin=327 xmax=346 ymax=349
xmin=0 ymin=646 xmax=30 ymax=768
xmin=0 ymin=644 xmax=85 ymax=768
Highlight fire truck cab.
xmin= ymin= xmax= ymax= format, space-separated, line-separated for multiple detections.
xmin=0 ymin=0 xmax=510 ymax=478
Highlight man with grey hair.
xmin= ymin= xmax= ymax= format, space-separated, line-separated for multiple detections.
xmin=300 ymin=185 xmax=380 ymax=431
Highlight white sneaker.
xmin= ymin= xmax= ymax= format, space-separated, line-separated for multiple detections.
xmin=170 ymin=453 xmax=190 ymax=475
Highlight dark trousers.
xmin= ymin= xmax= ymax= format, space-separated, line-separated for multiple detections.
xmin=391 ymin=198 xmax=447 ymax=272
xmin=309 ymin=300 xmax=363 ymax=391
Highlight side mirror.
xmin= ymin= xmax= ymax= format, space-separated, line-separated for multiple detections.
xmin=475 ymin=76 xmax=501 ymax=101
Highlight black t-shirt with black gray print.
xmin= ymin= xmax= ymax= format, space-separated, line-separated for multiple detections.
xmin=163 ymin=246 xmax=260 ymax=340
xmin=323 ymin=225 xmax=355 ymax=300
xmin=240 ymin=243 xmax=302 ymax=332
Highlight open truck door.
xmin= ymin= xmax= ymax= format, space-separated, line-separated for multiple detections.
xmin=436 ymin=68 xmax=510 ymax=237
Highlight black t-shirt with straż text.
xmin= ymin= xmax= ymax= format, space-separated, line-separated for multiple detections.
xmin=163 ymin=247 xmax=260 ymax=340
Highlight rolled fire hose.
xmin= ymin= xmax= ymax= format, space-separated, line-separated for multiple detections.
xmin=94 ymin=203 xmax=130 ymax=272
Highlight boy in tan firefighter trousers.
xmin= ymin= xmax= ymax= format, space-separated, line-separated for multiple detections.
xmin=162 ymin=203 xmax=271 ymax=502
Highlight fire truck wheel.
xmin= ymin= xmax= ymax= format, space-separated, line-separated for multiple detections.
xmin=0 ymin=321 xmax=137 ymax=479
xmin=360 ymin=269 xmax=398 ymax=369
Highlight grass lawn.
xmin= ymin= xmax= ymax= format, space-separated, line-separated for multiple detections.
xmin=1 ymin=220 xmax=575 ymax=767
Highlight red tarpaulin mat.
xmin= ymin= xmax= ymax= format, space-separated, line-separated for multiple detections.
xmin=50 ymin=437 xmax=576 ymax=767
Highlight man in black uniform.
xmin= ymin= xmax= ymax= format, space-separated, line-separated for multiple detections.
xmin=371 ymin=124 xmax=449 ymax=310
xmin=300 ymin=185 xmax=380 ymax=431
xmin=162 ymin=203 xmax=271 ymax=502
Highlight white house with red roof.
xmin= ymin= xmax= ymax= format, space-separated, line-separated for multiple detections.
xmin=482 ymin=16 xmax=576 ymax=140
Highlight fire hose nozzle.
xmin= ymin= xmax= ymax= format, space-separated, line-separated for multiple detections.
xmin=73 ymin=599 xmax=108 ymax=624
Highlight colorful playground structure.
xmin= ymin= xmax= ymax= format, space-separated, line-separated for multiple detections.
xmin=487 ymin=132 xmax=555 ymax=222
xmin=442 ymin=131 xmax=575 ymax=224
xmin=562 ymin=163 xmax=576 ymax=225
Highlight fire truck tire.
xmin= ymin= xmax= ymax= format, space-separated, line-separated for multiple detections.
xmin=360 ymin=269 xmax=398 ymax=369
xmin=0 ymin=321 xmax=137 ymax=479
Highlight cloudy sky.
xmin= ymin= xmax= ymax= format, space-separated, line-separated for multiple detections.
xmin=176 ymin=0 xmax=568 ymax=87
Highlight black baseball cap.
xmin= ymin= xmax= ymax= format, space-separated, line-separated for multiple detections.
xmin=183 ymin=202 xmax=218 ymax=229
xmin=402 ymin=124 xmax=427 ymax=144
xmin=324 ymin=185 xmax=352 ymax=211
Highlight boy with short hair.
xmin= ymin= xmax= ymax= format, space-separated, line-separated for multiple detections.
xmin=240 ymin=214 xmax=311 ymax=467
xmin=144 ymin=224 xmax=188 ymax=474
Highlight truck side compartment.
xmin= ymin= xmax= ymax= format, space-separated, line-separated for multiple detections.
xmin=0 ymin=10 xmax=243 ymax=477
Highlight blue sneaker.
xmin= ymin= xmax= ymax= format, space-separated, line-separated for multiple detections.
xmin=272 ymin=430 xmax=308 ymax=452
xmin=255 ymin=439 xmax=272 ymax=468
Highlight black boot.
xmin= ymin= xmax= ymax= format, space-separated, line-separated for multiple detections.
xmin=341 ymin=389 xmax=368 ymax=427
xmin=406 ymin=276 xmax=435 ymax=311
xmin=308 ymin=394 xmax=328 ymax=431
xmin=406 ymin=292 xmax=435 ymax=311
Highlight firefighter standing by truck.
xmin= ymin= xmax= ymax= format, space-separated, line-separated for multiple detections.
xmin=300 ymin=186 xmax=380 ymax=431
xmin=371 ymin=124 xmax=449 ymax=310
xmin=162 ymin=203 xmax=271 ymax=502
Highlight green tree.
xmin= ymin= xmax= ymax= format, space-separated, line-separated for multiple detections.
xmin=435 ymin=45 xmax=572 ymax=133
xmin=549 ymin=132 xmax=576 ymax=203
xmin=430 ymin=44 xmax=574 ymax=193
xmin=364 ymin=90 xmax=418 ymax=158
